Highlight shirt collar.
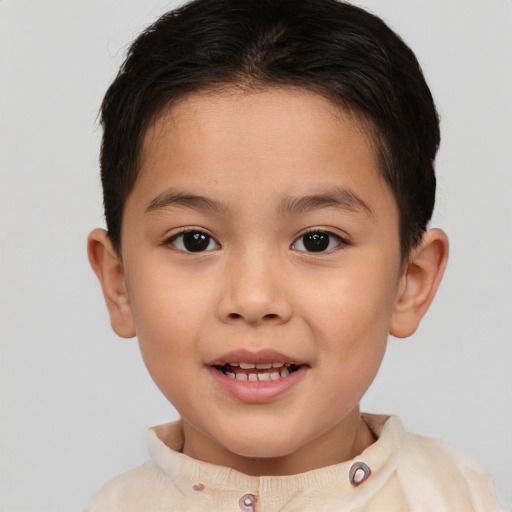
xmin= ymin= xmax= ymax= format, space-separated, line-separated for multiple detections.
xmin=147 ymin=414 xmax=402 ymax=505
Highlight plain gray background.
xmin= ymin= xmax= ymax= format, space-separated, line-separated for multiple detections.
xmin=1 ymin=0 xmax=511 ymax=510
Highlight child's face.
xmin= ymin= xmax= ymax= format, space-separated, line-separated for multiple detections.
xmin=119 ymin=88 xmax=405 ymax=472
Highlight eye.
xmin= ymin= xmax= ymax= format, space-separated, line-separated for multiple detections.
xmin=167 ymin=230 xmax=220 ymax=253
xmin=292 ymin=230 xmax=345 ymax=253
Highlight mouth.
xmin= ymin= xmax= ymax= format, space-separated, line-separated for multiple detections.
xmin=214 ymin=362 xmax=302 ymax=382
xmin=207 ymin=350 xmax=308 ymax=402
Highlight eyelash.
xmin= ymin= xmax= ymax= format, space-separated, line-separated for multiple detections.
xmin=164 ymin=228 xmax=349 ymax=254
xmin=291 ymin=229 xmax=348 ymax=253
xmin=165 ymin=229 xmax=220 ymax=253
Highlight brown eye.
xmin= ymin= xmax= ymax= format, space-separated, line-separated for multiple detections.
xmin=170 ymin=230 xmax=220 ymax=252
xmin=292 ymin=231 xmax=343 ymax=252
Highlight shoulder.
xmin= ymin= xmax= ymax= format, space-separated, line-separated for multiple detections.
xmin=388 ymin=418 xmax=501 ymax=511
xmin=83 ymin=461 xmax=173 ymax=512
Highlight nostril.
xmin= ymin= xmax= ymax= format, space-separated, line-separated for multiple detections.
xmin=227 ymin=312 xmax=279 ymax=322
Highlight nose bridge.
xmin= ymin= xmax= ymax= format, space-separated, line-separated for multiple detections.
xmin=217 ymin=243 xmax=292 ymax=325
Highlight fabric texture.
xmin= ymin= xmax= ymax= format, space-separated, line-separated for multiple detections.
xmin=84 ymin=414 xmax=501 ymax=511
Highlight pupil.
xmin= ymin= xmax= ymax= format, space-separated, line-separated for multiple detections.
xmin=303 ymin=232 xmax=329 ymax=252
xmin=183 ymin=232 xmax=209 ymax=252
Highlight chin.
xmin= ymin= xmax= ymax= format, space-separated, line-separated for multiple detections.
xmin=219 ymin=428 xmax=302 ymax=460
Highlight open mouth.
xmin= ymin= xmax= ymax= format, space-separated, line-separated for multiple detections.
xmin=214 ymin=362 xmax=302 ymax=382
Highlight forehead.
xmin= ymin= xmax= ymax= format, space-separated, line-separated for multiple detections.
xmin=131 ymin=87 xmax=396 ymax=220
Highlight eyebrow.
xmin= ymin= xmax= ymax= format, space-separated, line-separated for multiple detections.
xmin=145 ymin=190 xmax=229 ymax=215
xmin=277 ymin=187 xmax=374 ymax=217
xmin=145 ymin=187 xmax=374 ymax=217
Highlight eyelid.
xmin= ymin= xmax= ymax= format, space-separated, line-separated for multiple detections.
xmin=163 ymin=227 xmax=221 ymax=252
xmin=291 ymin=227 xmax=350 ymax=252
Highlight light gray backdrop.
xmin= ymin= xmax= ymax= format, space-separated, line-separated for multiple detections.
xmin=1 ymin=1 xmax=511 ymax=510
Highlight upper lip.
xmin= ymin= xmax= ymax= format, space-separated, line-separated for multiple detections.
xmin=206 ymin=349 xmax=305 ymax=366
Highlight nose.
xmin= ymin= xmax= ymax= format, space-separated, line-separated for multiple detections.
xmin=216 ymin=248 xmax=293 ymax=326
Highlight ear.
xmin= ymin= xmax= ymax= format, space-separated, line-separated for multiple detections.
xmin=390 ymin=229 xmax=449 ymax=338
xmin=87 ymin=228 xmax=136 ymax=338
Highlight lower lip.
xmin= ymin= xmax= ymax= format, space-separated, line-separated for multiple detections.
xmin=207 ymin=366 xmax=307 ymax=403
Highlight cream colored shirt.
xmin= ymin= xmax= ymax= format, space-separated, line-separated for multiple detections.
xmin=84 ymin=414 xmax=501 ymax=511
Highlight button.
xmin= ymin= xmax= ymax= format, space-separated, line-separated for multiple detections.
xmin=239 ymin=493 xmax=258 ymax=511
xmin=349 ymin=461 xmax=371 ymax=487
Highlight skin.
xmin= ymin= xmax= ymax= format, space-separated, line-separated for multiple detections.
xmin=88 ymin=87 xmax=448 ymax=476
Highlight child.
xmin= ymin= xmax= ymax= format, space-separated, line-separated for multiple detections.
xmin=85 ymin=0 xmax=501 ymax=509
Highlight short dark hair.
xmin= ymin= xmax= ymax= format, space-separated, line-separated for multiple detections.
xmin=100 ymin=0 xmax=439 ymax=258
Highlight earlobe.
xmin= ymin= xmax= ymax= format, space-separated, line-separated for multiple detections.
xmin=87 ymin=229 xmax=136 ymax=338
xmin=390 ymin=229 xmax=449 ymax=338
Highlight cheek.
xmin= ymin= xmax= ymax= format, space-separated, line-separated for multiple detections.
xmin=126 ymin=266 xmax=215 ymax=375
xmin=302 ymin=271 xmax=395 ymax=414
xmin=301 ymin=261 xmax=399 ymax=358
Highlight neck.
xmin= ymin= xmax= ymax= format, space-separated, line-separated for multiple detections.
xmin=181 ymin=406 xmax=376 ymax=476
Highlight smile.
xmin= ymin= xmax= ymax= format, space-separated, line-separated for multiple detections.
xmin=215 ymin=362 xmax=300 ymax=381
xmin=207 ymin=350 xmax=307 ymax=402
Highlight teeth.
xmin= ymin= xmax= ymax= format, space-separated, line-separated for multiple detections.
xmin=225 ymin=362 xmax=291 ymax=368
xmin=255 ymin=363 xmax=272 ymax=369
xmin=223 ymin=365 xmax=297 ymax=380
